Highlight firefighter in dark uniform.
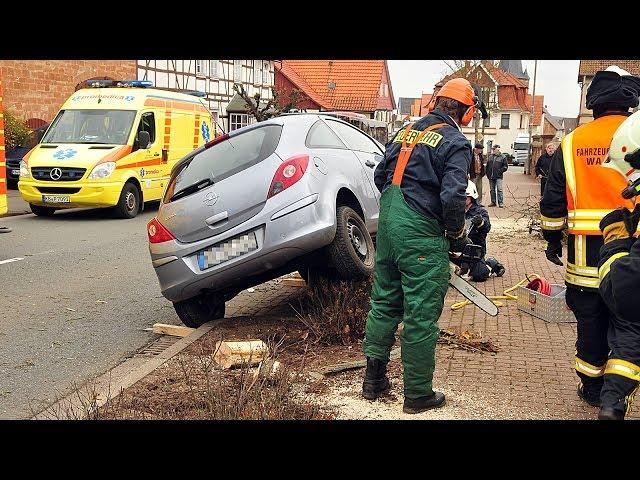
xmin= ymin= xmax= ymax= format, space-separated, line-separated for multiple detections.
xmin=540 ymin=67 xmax=640 ymax=407
xmin=361 ymin=78 xmax=478 ymax=414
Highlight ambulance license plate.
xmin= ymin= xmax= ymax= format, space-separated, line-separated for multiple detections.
xmin=42 ymin=195 xmax=70 ymax=204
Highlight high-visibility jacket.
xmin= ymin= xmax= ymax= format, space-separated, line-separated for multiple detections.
xmin=540 ymin=115 xmax=635 ymax=290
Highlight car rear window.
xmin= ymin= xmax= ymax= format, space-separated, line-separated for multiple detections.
xmin=164 ymin=124 xmax=282 ymax=203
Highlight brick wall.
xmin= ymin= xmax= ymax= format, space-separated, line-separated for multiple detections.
xmin=0 ymin=61 xmax=137 ymax=124
xmin=0 ymin=76 xmax=6 ymax=214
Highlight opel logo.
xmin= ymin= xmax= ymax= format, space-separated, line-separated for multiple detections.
xmin=203 ymin=191 xmax=219 ymax=206
xmin=50 ymin=168 xmax=63 ymax=181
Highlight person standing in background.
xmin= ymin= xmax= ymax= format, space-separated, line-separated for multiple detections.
xmin=469 ymin=142 xmax=485 ymax=202
xmin=535 ymin=143 xmax=556 ymax=196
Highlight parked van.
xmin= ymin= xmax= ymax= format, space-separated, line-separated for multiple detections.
xmin=18 ymin=80 xmax=214 ymax=218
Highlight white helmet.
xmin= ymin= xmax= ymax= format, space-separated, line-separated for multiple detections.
xmin=603 ymin=109 xmax=640 ymax=183
xmin=606 ymin=65 xmax=632 ymax=76
xmin=465 ymin=179 xmax=478 ymax=199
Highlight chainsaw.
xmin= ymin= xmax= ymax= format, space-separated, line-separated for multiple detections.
xmin=448 ymin=244 xmax=498 ymax=317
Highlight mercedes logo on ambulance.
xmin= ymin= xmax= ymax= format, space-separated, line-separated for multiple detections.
xmin=50 ymin=168 xmax=63 ymax=181
xmin=203 ymin=191 xmax=219 ymax=206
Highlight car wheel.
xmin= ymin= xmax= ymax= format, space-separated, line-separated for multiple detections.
xmin=30 ymin=204 xmax=57 ymax=217
xmin=173 ymin=293 xmax=226 ymax=328
xmin=113 ymin=182 xmax=140 ymax=219
xmin=327 ymin=206 xmax=375 ymax=280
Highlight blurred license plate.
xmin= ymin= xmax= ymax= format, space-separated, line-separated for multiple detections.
xmin=11 ymin=169 xmax=20 ymax=175
xmin=197 ymin=231 xmax=258 ymax=271
xmin=42 ymin=195 xmax=70 ymax=203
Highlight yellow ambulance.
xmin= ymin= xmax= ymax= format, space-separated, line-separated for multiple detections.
xmin=18 ymin=80 xmax=214 ymax=218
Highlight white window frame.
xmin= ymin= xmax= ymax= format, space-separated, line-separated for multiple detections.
xmin=254 ymin=60 xmax=263 ymax=86
xmin=195 ymin=60 xmax=204 ymax=77
xmin=230 ymin=113 xmax=250 ymax=131
xmin=262 ymin=61 xmax=269 ymax=84
xmin=234 ymin=60 xmax=242 ymax=82
xmin=210 ymin=60 xmax=218 ymax=79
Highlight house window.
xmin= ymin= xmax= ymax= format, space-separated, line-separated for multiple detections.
xmin=234 ymin=60 xmax=242 ymax=82
xmin=483 ymin=116 xmax=490 ymax=128
xmin=195 ymin=60 xmax=203 ymax=76
xmin=229 ymin=113 xmax=250 ymax=131
xmin=210 ymin=60 xmax=218 ymax=78
xmin=501 ymin=114 xmax=510 ymax=129
xmin=519 ymin=114 xmax=524 ymax=129
xmin=263 ymin=61 xmax=269 ymax=84
xmin=254 ymin=60 xmax=262 ymax=85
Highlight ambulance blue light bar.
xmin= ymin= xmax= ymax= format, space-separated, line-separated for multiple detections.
xmin=180 ymin=90 xmax=206 ymax=98
xmin=87 ymin=80 xmax=153 ymax=88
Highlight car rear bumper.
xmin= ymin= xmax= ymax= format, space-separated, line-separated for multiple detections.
xmin=150 ymin=193 xmax=336 ymax=303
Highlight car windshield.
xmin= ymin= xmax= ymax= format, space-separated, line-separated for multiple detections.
xmin=514 ymin=142 xmax=529 ymax=150
xmin=41 ymin=109 xmax=136 ymax=145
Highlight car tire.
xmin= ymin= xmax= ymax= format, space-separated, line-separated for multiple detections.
xmin=114 ymin=182 xmax=141 ymax=219
xmin=327 ymin=206 xmax=375 ymax=280
xmin=173 ymin=293 xmax=226 ymax=328
xmin=30 ymin=204 xmax=57 ymax=217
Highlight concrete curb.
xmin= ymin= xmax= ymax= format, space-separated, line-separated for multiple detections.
xmin=32 ymin=321 xmax=217 ymax=420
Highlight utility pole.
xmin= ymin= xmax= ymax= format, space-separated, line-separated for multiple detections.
xmin=526 ymin=60 xmax=538 ymax=175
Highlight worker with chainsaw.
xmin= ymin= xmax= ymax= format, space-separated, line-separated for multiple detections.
xmin=362 ymin=78 xmax=478 ymax=414
xmin=540 ymin=66 xmax=640 ymax=408
xmin=458 ymin=180 xmax=506 ymax=282
xmin=592 ymin=109 xmax=640 ymax=420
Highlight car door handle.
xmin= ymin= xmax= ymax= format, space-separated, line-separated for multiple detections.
xmin=365 ymin=160 xmax=376 ymax=168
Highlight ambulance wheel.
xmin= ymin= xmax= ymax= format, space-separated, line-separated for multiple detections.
xmin=114 ymin=182 xmax=140 ymax=219
xmin=173 ymin=294 xmax=226 ymax=328
xmin=30 ymin=204 xmax=57 ymax=217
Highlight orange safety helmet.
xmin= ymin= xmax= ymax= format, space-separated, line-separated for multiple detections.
xmin=431 ymin=78 xmax=479 ymax=126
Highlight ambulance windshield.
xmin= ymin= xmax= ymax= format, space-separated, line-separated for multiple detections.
xmin=42 ymin=109 xmax=136 ymax=145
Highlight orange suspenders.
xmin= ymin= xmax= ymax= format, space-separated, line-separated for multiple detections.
xmin=391 ymin=122 xmax=447 ymax=186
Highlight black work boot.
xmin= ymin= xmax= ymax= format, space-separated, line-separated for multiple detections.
xmin=486 ymin=257 xmax=506 ymax=277
xmin=362 ymin=357 xmax=391 ymax=400
xmin=577 ymin=383 xmax=601 ymax=407
xmin=403 ymin=391 xmax=446 ymax=414
xmin=598 ymin=407 xmax=625 ymax=420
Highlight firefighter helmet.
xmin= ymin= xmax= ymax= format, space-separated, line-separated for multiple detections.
xmin=603 ymin=109 xmax=640 ymax=183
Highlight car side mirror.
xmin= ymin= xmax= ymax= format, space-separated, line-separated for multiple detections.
xmin=138 ymin=130 xmax=151 ymax=150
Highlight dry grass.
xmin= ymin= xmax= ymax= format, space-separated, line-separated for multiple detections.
xmin=292 ymin=276 xmax=372 ymax=346
xmin=32 ymin=336 xmax=332 ymax=420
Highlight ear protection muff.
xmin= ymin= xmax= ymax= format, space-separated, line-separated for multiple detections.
xmin=460 ymin=95 xmax=480 ymax=126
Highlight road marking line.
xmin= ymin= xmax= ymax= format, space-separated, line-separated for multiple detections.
xmin=0 ymin=257 xmax=25 ymax=265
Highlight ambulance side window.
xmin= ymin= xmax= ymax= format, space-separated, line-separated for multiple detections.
xmin=134 ymin=112 xmax=156 ymax=151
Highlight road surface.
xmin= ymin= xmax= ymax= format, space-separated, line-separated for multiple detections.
xmin=0 ymin=205 xmax=179 ymax=418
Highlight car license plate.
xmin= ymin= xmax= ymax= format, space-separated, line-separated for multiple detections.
xmin=11 ymin=169 xmax=20 ymax=176
xmin=197 ymin=231 xmax=258 ymax=271
xmin=42 ymin=194 xmax=70 ymax=204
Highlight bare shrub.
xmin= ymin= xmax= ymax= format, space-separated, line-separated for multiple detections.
xmin=292 ymin=276 xmax=372 ymax=346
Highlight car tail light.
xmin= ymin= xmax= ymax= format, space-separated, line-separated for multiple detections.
xmin=205 ymin=133 xmax=229 ymax=149
xmin=267 ymin=154 xmax=309 ymax=199
xmin=147 ymin=217 xmax=175 ymax=244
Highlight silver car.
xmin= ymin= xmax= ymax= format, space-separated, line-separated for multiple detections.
xmin=147 ymin=113 xmax=383 ymax=327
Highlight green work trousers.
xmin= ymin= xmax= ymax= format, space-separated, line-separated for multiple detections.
xmin=363 ymin=185 xmax=450 ymax=399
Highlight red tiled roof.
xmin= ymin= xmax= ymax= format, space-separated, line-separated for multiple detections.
xmin=420 ymin=93 xmax=433 ymax=116
xmin=280 ymin=60 xmax=388 ymax=112
xmin=275 ymin=62 xmax=332 ymax=109
xmin=578 ymin=60 xmax=640 ymax=77
xmin=526 ymin=94 xmax=544 ymax=126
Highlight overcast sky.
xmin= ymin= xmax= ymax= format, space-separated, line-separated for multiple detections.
xmin=387 ymin=60 xmax=581 ymax=118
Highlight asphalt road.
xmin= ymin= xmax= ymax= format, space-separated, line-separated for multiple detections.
xmin=0 ymin=205 xmax=180 ymax=419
